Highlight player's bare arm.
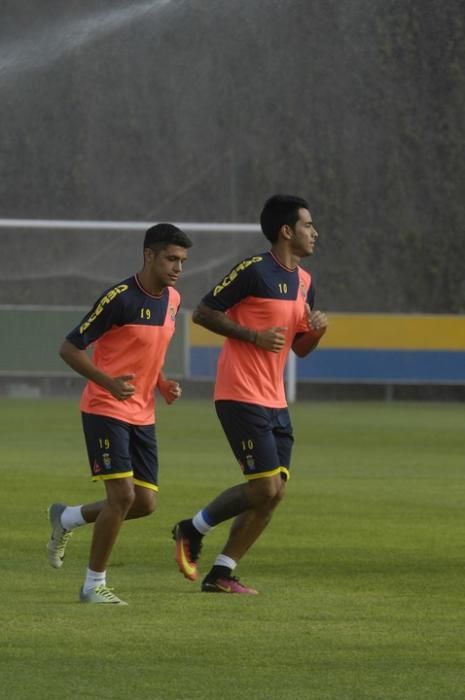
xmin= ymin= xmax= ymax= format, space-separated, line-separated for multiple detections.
xmin=292 ymin=306 xmax=329 ymax=357
xmin=157 ymin=370 xmax=182 ymax=404
xmin=59 ymin=339 xmax=135 ymax=401
xmin=193 ymin=302 xmax=286 ymax=353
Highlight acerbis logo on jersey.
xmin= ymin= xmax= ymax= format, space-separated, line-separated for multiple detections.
xmin=213 ymin=257 xmax=262 ymax=296
xmin=79 ymin=284 xmax=128 ymax=334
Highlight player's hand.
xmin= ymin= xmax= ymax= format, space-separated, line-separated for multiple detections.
xmin=158 ymin=378 xmax=182 ymax=404
xmin=306 ymin=305 xmax=329 ymax=336
xmin=255 ymin=326 xmax=287 ymax=353
xmin=106 ymin=374 xmax=136 ymax=401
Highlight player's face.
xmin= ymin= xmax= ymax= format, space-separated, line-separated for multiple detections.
xmin=146 ymin=244 xmax=188 ymax=289
xmin=290 ymin=208 xmax=319 ymax=257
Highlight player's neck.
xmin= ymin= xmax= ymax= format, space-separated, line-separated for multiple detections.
xmin=271 ymin=244 xmax=299 ymax=270
xmin=136 ymin=269 xmax=164 ymax=296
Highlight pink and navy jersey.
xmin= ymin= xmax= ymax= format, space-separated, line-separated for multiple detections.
xmin=66 ymin=275 xmax=180 ymax=425
xmin=202 ymin=251 xmax=314 ymax=408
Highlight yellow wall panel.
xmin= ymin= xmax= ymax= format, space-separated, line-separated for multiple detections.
xmin=322 ymin=314 xmax=465 ymax=350
xmin=189 ymin=314 xmax=465 ymax=350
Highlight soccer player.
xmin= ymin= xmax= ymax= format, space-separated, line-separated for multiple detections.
xmin=47 ymin=223 xmax=192 ymax=605
xmin=173 ymin=194 xmax=328 ymax=594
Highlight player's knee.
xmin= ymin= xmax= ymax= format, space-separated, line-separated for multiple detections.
xmin=264 ymin=481 xmax=286 ymax=513
xmin=272 ymin=480 xmax=286 ymax=506
xmin=106 ymin=480 xmax=136 ymax=514
xmin=144 ymin=499 xmax=156 ymax=516
xmin=133 ymin=489 xmax=157 ymax=517
xmin=119 ymin=489 xmax=136 ymax=513
xmin=140 ymin=494 xmax=157 ymax=517
xmin=248 ymin=475 xmax=283 ymax=507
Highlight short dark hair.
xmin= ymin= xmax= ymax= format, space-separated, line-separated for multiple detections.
xmin=143 ymin=223 xmax=192 ymax=252
xmin=260 ymin=194 xmax=310 ymax=243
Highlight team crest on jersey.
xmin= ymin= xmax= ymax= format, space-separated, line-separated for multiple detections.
xmin=168 ymin=304 xmax=176 ymax=321
xmin=299 ymin=281 xmax=307 ymax=299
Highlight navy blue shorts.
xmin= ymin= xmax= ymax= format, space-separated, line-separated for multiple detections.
xmin=215 ymin=400 xmax=294 ymax=480
xmin=81 ymin=412 xmax=159 ymax=491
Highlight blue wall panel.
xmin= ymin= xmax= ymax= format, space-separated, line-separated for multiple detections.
xmin=190 ymin=347 xmax=465 ymax=383
xmin=297 ymin=349 xmax=465 ymax=382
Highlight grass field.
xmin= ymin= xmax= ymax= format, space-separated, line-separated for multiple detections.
xmin=1 ymin=398 xmax=464 ymax=699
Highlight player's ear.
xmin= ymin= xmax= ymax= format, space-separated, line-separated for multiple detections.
xmin=144 ymin=247 xmax=155 ymax=264
xmin=281 ymin=224 xmax=293 ymax=240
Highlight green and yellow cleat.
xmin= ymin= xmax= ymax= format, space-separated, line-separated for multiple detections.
xmin=47 ymin=503 xmax=73 ymax=569
xmin=79 ymin=585 xmax=128 ymax=605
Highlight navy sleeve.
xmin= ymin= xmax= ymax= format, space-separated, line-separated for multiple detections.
xmin=293 ymin=281 xmax=317 ymax=342
xmin=201 ymin=257 xmax=261 ymax=312
xmin=307 ymin=281 xmax=315 ymax=310
xmin=66 ymin=289 xmax=124 ymax=349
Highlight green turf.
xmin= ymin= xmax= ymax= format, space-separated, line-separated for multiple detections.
xmin=1 ymin=398 xmax=464 ymax=699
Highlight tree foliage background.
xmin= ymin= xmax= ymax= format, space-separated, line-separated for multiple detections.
xmin=1 ymin=0 xmax=463 ymax=312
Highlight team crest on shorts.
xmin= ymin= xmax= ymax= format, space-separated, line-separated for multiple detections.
xmin=245 ymin=454 xmax=255 ymax=470
xmin=102 ymin=453 xmax=112 ymax=469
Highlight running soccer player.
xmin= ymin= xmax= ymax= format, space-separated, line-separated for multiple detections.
xmin=47 ymin=223 xmax=192 ymax=605
xmin=173 ymin=194 xmax=328 ymax=594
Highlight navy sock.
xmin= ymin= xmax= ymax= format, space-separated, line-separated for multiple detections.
xmin=180 ymin=518 xmax=203 ymax=540
xmin=205 ymin=565 xmax=232 ymax=581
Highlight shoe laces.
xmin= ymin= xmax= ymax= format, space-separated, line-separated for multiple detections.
xmin=225 ymin=576 xmax=245 ymax=585
xmin=225 ymin=576 xmax=250 ymax=589
xmin=94 ymin=585 xmax=120 ymax=602
xmin=56 ymin=529 xmax=72 ymax=556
